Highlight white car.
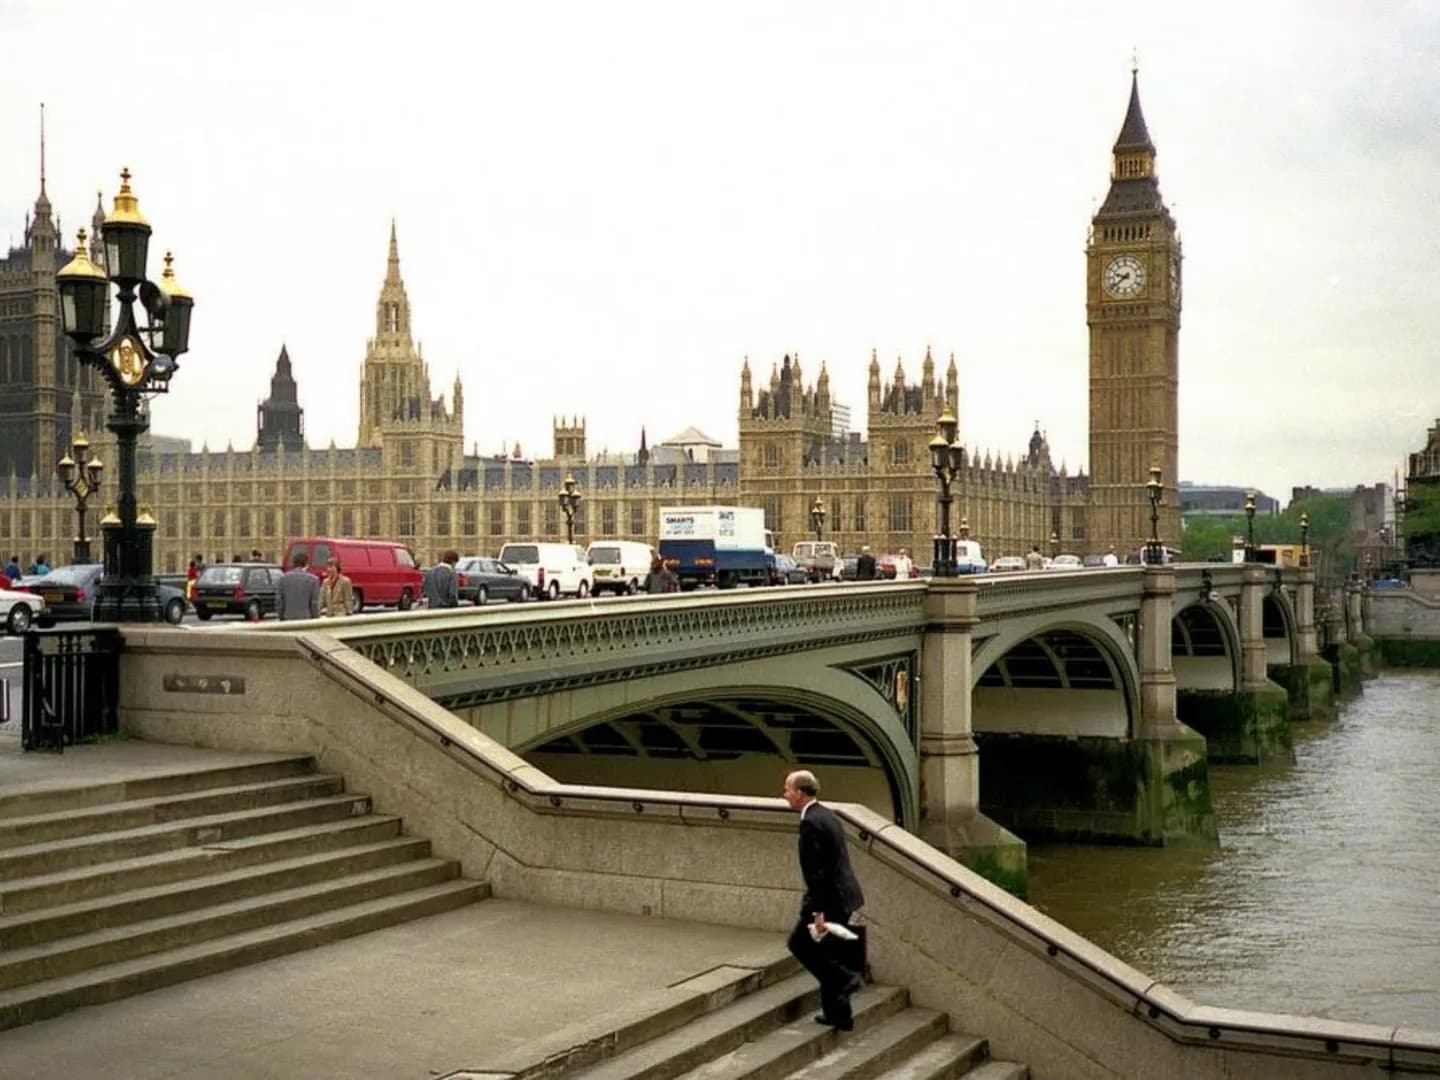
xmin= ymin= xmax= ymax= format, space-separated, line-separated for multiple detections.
xmin=0 ymin=586 xmax=44 ymax=635
xmin=1047 ymin=554 xmax=1084 ymax=571
xmin=990 ymin=556 xmax=1027 ymax=573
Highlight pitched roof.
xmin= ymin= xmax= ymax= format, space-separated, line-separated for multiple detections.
xmin=660 ymin=426 xmax=722 ymax=447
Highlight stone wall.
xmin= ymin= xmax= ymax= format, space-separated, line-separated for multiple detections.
xmin=116 ymin=628 xmax=1440 ymax=1079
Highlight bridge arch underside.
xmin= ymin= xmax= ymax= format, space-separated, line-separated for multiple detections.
xmin=1263 ymin=592 xmax=1298 ymax=667
xmin=449 ymin=640 xmax=921 ymax=826
xmin=1172 ymin=601 xmax=1238 ymax=693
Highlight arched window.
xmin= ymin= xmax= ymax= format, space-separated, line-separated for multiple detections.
xmin=892 ymin=440 xmax=910 ymax=466
xmin=763 ymin=445 xmax=780 ymax=469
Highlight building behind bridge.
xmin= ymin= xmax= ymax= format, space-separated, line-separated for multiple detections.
xmin=2 ymin=76 xmax=1189 ymax=572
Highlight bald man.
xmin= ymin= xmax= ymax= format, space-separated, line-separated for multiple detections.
xmin=782 ymin=769 xmax=866 ymax=1031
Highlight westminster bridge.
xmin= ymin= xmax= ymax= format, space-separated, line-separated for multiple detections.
xmin=148 ymin=562 xmax=1334 ymax=882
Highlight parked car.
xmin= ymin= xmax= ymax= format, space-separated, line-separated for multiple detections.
xmin=496 ymin=542 xmax=593 ymax=600
xmin=282 ymin=538 xmax=423 ymax=612
xmin=192 ymin=563 xmax=284 ymax=620
xmin=990 ymin=555 xmax=1027 ymax=573
xmin=455 ymin=556 xmax=530 ymax=604
xmin=1082 ymin=554 xmax=1107 ymax=568
xmin=585 ymin=540 xmax=654 ymax=596
xmin=838 ymin=555 xmax=860 ymax=581
xmin=30 ymin=565 xmax=187 ymax=625
xmin=1047 ymin=554 xmax=1084 ymax=571
xmin=792 ymin=540 xmax=841 ymax=582
xmin=1 ymin=586 xmax=44 ymax=634
xmin=771 ymin=553 xmax=809 ymax=585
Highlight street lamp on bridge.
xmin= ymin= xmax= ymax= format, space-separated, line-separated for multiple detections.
xmin=57 ymin=433 xmax=104 ymax=564
xmin=55 ymin=171 xmax=194 ymax=621
xmin=809 ymin=496 xmax=826 ymax=543
xmin=558 ymin=473 xmax=582 ymax=545
xmin=1243 ymin=490 xmax=1257 ymax=563
xmin=1299 ymin=511 xmax=1310 ymax=568
xmin=928 ymin=406 xmax=964 ymax=578
xmin=1145 ymin=464 xmax=1163 ymax=565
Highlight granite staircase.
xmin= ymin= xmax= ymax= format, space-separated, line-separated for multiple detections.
xmin=0 ymin=754 xmax=485 ymax=1030
xmin=530 ymin=953 xmax=1028 ymax=1080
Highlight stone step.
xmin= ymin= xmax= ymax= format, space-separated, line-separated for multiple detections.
xmin=0 ymin=858 xmax=466 ymax=991
xmin=575 ymin=978 xmax=908 ymax=1080
xmin=0 ymin=774 xmax=346 ymax=849
xmin=0 ymin=814 xmax=404 ymax=915
xmin=0 ymin=835 xmax=433 ymax=950
xmin=0 ymin=877 xmax=485 ymax=1031
xmin=0 ymin=793 xmax=374 ymax=879
xmin=870 ymin=1035 xmax=1012 ymax=1080
xmin=0 ymin=756 xmax=316 ymax=821
xmin=571 ymin=973 xmax=821 ymax=1080
xmin=665 ymin=984 xmax=909 ymax=1080
xmin=783 ymin=1008 xmax=951 ymax=1080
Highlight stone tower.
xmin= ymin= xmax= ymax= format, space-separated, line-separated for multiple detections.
xmin=0 ymin=107 xmax=107 ymax=480
xmin=865 ymin=348 xmax=946 ymax=551
xmin=553 ymin=416 xmax=586 ymax=462
xmin=737 ymin=353 xmax=834 ymax=538
xmin=1086 ymin=70 xmax=1182 ymax=556
xmin=256 ymin=344 xmax=305 ymax=453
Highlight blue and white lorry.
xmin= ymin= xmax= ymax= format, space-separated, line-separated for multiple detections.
xmin=658 ymin=505 xmax=774 ymax=590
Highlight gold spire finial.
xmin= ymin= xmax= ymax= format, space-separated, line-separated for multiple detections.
xmin=58 ymin=227 xmax=107 ymax=281
xmin=159 ymin=250 xmax=191 ymax=299
xmin=106 ymin=167 xmax=150 ymax=227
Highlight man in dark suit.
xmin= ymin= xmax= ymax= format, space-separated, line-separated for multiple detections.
xmin=783 ymin=769 xmax=865 ymax=1031
xmin=855 ymin=546 xmax=877 ymax=581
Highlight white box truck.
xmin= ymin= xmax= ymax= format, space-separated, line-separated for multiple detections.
xmin=658 ymin=506 xmax=773 ymax=589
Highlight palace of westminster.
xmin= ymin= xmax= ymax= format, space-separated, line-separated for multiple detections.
xmin=0 ymin=78 xmax=1187 ymax=574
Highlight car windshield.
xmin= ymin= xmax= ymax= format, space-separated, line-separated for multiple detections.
xmin=199 ymin=566 xmax=244 ymax=585
xmin=589 ymin=547 xmax=621 ymax=564
xmin=41 ymin=565 xmax=99 ymax=585
xmin=500 ymin=545 xmax=539 ymax=565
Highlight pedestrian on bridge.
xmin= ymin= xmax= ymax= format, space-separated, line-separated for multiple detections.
xmin=783 ymin=769 xmax=866 ymax=1031
xmin=856 ymin=546 xmax=877 ymax=581
xmin=276 ymin=551 xmax=321 ymax=621
xmin=320 ymin=557 xmax=355 ymax=617
xmin=424 ymin=550 xmax=461 ymax=609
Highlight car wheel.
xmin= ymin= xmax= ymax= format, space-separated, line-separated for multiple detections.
xmin=577 ymin=580 xmax=589 ymax=599
xmin=244 ymin=599 xmax=262 ymax=622
xmin=195 ymin=607 xmax=213 ymax=621
xmin=7 ymin=605 xmax=32 ymax=635
xmin=516 ymin=584 xmax=530 ymax=602
xmin=166 ymin=597 xmax=186 ymax=625
xmin=398 ymin=589 xmax=414 ymax=611
xmin=349 ymin=589 xmax=364 ymax=614
xmin=476 ymin=586 xmax=488 ymax=606
xmin=548 ymin=580 xmax=560 ymax=601
xmin=626 ymin=578 xmax=638 ymax=595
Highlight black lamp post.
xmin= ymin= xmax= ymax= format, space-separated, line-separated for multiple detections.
xmin=809 ymin=496 xmax=826 ymax=542
xmin=55 ymin=171 xmax=194 ymax=622
xmin=928 ymin=406 xmax=964 ymax=578
xmin=1299 ymin=511 xmax=1310 ymax=568
xmin=558 ymin=473 xmax=582 ymax=544
xmin=1243 ymin=490 xmax=1257 ymax=563
xmin=57 ymin=432 xmax=104 ymax=564
xmin=1145 ymin=464 xmax=1163 ymax=565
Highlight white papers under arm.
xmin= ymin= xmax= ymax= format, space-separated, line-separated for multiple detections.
xmin=808 ymin=921 xmax=859 ymax=942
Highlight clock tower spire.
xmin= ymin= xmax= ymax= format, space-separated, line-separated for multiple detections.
xmin=1085 ymin=68 xmax=1181 ymax=558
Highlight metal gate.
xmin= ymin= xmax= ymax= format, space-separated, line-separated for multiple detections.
xmin=21 ymin=626 xmax=123 ymax=752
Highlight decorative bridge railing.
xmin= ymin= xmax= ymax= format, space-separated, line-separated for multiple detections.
xmin=257 ymin=565 xmax=1298 ymax=705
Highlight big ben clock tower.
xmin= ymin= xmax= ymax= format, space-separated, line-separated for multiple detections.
xmin=1087 ymin=69 xmax=1181 ymax=557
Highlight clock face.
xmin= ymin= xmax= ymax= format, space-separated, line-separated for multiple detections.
xmin=1103 ymin=254 xmax=1147 ymax=299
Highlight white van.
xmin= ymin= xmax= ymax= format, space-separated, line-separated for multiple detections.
xmin=496 ymin=542 xmax=594 ymax=600
xmin=953 ymin=539 xmax=987 ymax=574
xmin=586 ymin=540 xmax=654 ymax=596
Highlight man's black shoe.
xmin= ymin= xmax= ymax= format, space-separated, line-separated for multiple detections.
xmin=814 ymin=1013 xmax=854 ymax=1031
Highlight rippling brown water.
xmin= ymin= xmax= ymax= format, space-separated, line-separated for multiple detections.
xmin=1027 ymin=670 xmax=1440 ymax=1029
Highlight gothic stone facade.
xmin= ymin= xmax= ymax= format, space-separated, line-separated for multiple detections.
xmin=3 ymin=77 xmax=1189 ymax=571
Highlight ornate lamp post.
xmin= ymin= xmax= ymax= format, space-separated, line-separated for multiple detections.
xmin=55 ymin=171 xmax=194 ymax=621
xmin=1299 ymin=511 xmax=1310 ymax=568
xmin=558 ymin=472 xmax=582 ymax=544
xmin=809 ymin=496 xmax=826 ymax=542
xmin=928 ymin=406 xmax=963 ymax=578
xmin=1145 ymin=464 xmax=1163 ymax=565
xmin=1243 ymin=490 xmax=1257 ymax=563
xmin=57 ymin=433 xmax=104 ymax=564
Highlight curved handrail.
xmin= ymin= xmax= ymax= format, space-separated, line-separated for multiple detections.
xmin=292 ymin=628 xmax=1439 ymax=1070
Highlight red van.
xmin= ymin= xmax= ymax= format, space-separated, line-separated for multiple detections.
xmin=282 ymin=537 xmax=423 ymax=613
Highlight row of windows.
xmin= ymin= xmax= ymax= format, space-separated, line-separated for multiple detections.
xmin=1100 ymin=224 xmax=1154 ymax=242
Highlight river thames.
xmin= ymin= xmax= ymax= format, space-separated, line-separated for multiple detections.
xmin=1028 ymin=669 xmax=1440 ymax=1031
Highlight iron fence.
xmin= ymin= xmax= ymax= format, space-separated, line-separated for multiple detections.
xmin=22 ymin=626 xmax=123 ymax=752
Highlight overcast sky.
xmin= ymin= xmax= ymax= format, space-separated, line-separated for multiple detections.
xmin=3 ymin=1 xmax=1437 ymax=503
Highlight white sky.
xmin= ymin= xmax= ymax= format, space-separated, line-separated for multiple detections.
xmin=3 ymin=1 xmax=1437 ymax=502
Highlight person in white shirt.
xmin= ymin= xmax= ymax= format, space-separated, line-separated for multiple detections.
xmin=1102 ymin=546 xmax=1120 ymax=568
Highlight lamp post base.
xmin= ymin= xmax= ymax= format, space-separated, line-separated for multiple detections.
xmin=93 ymin=581 xmax=165 ymax=623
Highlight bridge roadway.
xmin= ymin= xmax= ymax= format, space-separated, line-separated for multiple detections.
xmin=243 ymin=561 xmax=1334 ymax=886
